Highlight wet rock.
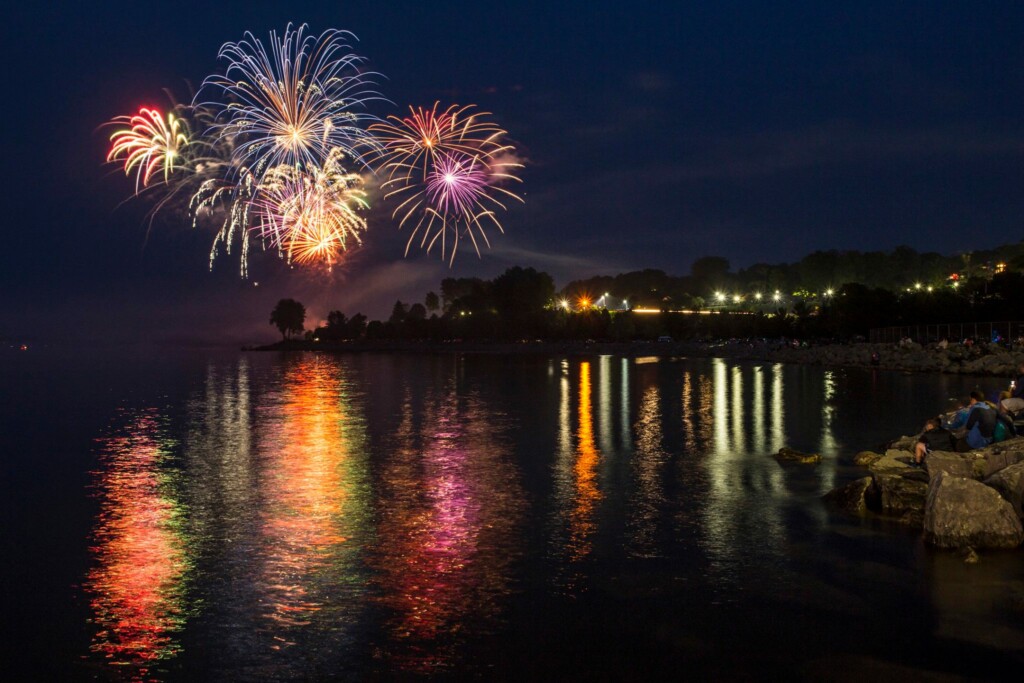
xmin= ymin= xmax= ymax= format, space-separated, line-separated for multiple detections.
xmin=867 ymin=450 xmax=928 ymax=523
xmin=852 ymin=450 xmax=883 ymax=467
xmin=823 ymin=477 xmax=872 ymax=516
xmin=775 ymin=447 xmax=821 ymax=464
xmin=923 ymin=472 xmax=1024 ymax=550
xmin=985 ymin=461 xmax=1024 ymax=521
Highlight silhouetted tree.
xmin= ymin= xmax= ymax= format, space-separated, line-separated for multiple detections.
xmin=407 ymin=303 xmax=427 ymax=321
xmin=270 ymin=299 xmax=305 ymax=340
xmin=389 ymin=300 xmax=409 ymax=324
xmin=691 ymin=256 xmax=731 ymax=285
xmin=425 ymin=291 xmax=440 ymax=313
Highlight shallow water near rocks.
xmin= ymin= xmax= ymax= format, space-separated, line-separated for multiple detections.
xmin=2 ymin=348 xmax=1022 ymax=680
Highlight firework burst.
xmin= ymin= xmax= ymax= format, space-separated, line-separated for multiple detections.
xmin=254 ymin=149 xmax=369 ymax=269
xmin=373 ymin=103 xmax=523 ymax=264
xmin=107 ymin=107 xmax=189 ymax=192
xmin=103 ymin=27 xmax=525 ymax=275
xmin=198 ymin=23 xmax=384 ymax=180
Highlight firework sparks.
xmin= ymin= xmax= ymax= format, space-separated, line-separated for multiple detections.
xmin=107 ymin=107 xmax=189 ymax=192
xmin=373 ymin=103 xmax=523 ymax=265
xmin=254 ymin=149 xmax=369 ymax=269
xmin=103 ymin=28 xmax=525 ymax=275
xmin=198 ymin=23 xmax=384 ymax=180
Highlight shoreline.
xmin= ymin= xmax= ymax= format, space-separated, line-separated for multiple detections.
xmin=246 ymin=339 xmax=1024 ymax=377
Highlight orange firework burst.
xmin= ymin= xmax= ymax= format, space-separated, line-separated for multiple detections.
xmin=107 ymin=107 xmax=189 ymax=192
xmin=255 ymin=149 xmax=368 ymax=268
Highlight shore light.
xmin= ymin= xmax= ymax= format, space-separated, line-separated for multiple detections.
xmin=915 ymin=282 xmax=922 ymax=290
xmin=715 ymin=291 xmax=725 ymax=302
xmin=559 ymin=299 xmax=570 ymax=310
xmin=825 ymin=288 xmax=834 ymax=297
xmin=927 ymin=286 xmax=933 ymax=292
xmin=755 ymin=293 xmax=762 ymax=301
xmin=773 ymin=292 xmax=781 ymax=302
xmin=732 ymin=294 xmax=741 ymax=303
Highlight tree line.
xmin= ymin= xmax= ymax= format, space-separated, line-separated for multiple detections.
xmin=269 ymin=242 xmax=1024 ymax=342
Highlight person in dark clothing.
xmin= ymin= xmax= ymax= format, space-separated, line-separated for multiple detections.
xmin=963 ymin=390 xmax=998 ymax=450
xmin=914 ymin=416 xmax=956 ymax=465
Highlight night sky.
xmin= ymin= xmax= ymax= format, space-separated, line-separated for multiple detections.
xmin=4 ymin=1 xmax=1024 ymax=343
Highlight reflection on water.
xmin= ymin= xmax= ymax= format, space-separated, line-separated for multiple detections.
xmin=86 ymin=409 xmax=190 ymax=679
xmin=252 ymin=356 xmax=371 ymax=666
xmin=553 ymin=361 xmax=604 ymax=569
xmin=370 ymin=376 xmax=525 ymax=672
xmin=74 ymin=352 xmax=1023 ymax=679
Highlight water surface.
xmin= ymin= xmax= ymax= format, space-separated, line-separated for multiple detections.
xmin=2 ymin=349 xmax=1022 ymax=680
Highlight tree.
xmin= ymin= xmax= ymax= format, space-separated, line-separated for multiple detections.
xmin=389 ymin=300 xmax=408 ymax=324
xmin=347 ymin=313 xmax=368 ymax=339
xmin=270 ymin=299 xmax=305 ymax=340
xmin=491 ymin=266 xmax=555 ymax=337
xmin=425 ymin=291 xmax=440 ymax=313
xmin=407 ymin=303 xmax=427 ymax=321
xmin=691 ymin=256 xmax=730 ymax=283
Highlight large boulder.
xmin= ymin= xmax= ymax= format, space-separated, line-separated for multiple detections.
xmin=923 ymin=472 xmax=1024 ymax=550
xmin=974 ymin=441 xmax=1024 ymax=479
xmin=867 ymin=450 xmax=929 ymax=524
xmin=985 ymin=461 xmax=1024 ymax=521
xmin=924 ymin=451 xmax=976 ymax=481
xmin=823 ymin=477 xmax=872 ymax=516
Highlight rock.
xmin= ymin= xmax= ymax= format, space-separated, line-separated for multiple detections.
xmin=984 ymin=461 xmax=1024 ymax=521
xmin=852 ymin=450 xmax=882 ymax=467
xmin=775 ymin=447 xmax=821 ymax=464
xmin=974 ymin=443 xmax=1024 ymax=479
xmin=924 ymin=451 xmax=976 ymax=481
xmin=963 ymin=547 xmax=979 ymax=564
xmin=823 ymin=477 xmax=872 ymax=516
xmin=867 ymin=450 xmax=929 ymax=523
xmin=923 ymin=472 xmax=1024 ymax=550
xmin=888 ymin=435 xmax=920 ymax=452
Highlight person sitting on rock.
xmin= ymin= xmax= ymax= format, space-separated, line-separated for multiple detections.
xmin=998 ymin=361 xmax=1024 ymax=420
xmin=914 ymin=416 xmax=956 ymax=465
xmin=942 ymin=396 xmax=972 ymax=433
xmin=961 ymin=391 xmax=997 ymax=450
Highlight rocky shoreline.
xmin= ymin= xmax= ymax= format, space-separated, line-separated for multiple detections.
xmin=249 ymin=339 xmax=1024 ymax=377
xmin=823 ymin=436 xmax=1024 ymax=553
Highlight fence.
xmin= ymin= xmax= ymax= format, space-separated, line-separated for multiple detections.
xmin=869 ymin=321 xmax=1024 ymax=345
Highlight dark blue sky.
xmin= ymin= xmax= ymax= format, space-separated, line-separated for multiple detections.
xmin=4 ymin=1 xmax=1024 ymax=343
